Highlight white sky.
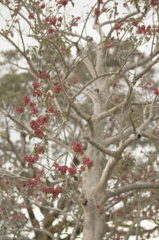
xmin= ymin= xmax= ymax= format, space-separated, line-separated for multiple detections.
xmin=0 ymin=0 xmax=97 ymax=51
xmin=0 ymin=0 xmax=155 ymax=57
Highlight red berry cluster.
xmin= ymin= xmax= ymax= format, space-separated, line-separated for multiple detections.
xmin=32 ymin=80 xmax=40 ymax=89
xmin=68 ymin=166 xmax=77 ymax=175
xmin=31 ymin=107 xmax=38 ymax=115
xmin=15 ymin=106 xmax=25 ymax=113
xmin=150 ymin=0 xmax=158 ymax=6
xmin=33 ymin=89 xmax=43 ymax=97
xmin=136 ymin=25 xmax=151 ymax=35
xmin=156 ymin=26 xmax=159 ymax=33
xmin=24 ymin=153 xmax=39 ymax=167
xmin=26 ymin=176 xmax=41 ymax=187
xmin=58 ymin=0 xmax=72 ymax=6
xmin=114 ymin=22 xmax=123 ymax=30
xmin=28 ymin=12 xmax=34 ymax=19
xmin=32 ymin=79 xmax=43 ymax=97
xmin=71 ymin=140 xmax=84 ymax=155
xmin=38 ymin=114 xmax=50 ymax=125
xmin=142 ymin=81 xmax=159 ymax=96
xmin=105 ymin=44 xmax=111 ymax=48
xmin=38 ymin=146 xmax=45 ymax=154
xmin=41 ymin=186 xmax=62 ymax=199
xmin=53 ymin=163 xmax=77 ymax=175
xmin=54 ymin=82 xmax=62 ymax=92
xmin=45 ymin=16 xmax=63 ymax=33
xmin=48 ymin=106 xmax=59 ymax=115
xmin=30 ymin=114 xmax=49 ymax=137
xmin=38 ymin=69 xmax=50 ymax=79
xmin=132 ymin=20 xmax=138 ymax=26
xmin=80 ymin=165 xmax=85 ymax=171
xmin=14 ymin=6 xmax=21 ymax=14
xmin=53 ymin=163 xmax=68 ymax=174
xmin=48 ymin=27 xmax=54 ymax=34
xmin=82 ymin=157 xmax=93 ymax=169
xmin=23 ymin=94 xmax=30 ymax=106
xmin=22 ymin=94 xmax=38 ymax=115
xmin=35 ymin=144 xmax=45 ymax=154
xmin=33 ymin=127 xmax=44 ymax=138
xmin=95 ymin=8 xmax=100 ymax=16
xmin=40 ymin=3 xmax=45 ymax=9
xmin=70 ymin=17 xmax=80 ymax=27
xmin=72 ymin=77 xmax=78 ymax=84
xmin=114 ymin=96 xmax=119 ymax=104
xmin=47 ymin=16 xmax=57 ymax=26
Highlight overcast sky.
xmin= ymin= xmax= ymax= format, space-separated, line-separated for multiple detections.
xmin=0 ymin=0 xmax=97 ymax=51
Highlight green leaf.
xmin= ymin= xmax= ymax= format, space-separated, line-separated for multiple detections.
xmin=43 ymin=144 xmax=48 ymax=152
xmin=43 ymin=136 xmax=48 ymax=145
xmin=73 ymin=157 xmax=80 ymax=166
xmin=29 ymin=134 xmax=34 ymax=141
xmin=28 ymin=113 xmax=32 ymax=119
xmin=46 ymin=179 xmax=51 ymax=186
xmin=73 ymin=175 xmax=78 ymax=181
xmin=25 ymin=49 xmax=30 ymax=55
xmin=33 ymin=146 xmax=38 ymax=153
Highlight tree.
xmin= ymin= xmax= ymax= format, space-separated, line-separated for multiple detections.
xmin=1 ymin=0 xmax=159 ymax=239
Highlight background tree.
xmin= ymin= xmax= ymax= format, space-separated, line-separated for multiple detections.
xmin=1 ymin=0 xmax=159 ymax=240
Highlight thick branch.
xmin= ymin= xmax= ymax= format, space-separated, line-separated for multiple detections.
xmin=71 ymin=103 xmax=91 ymax=122
xmin=95 ymin=135 xmax=137 ymax=201
xmin=84 ymin=134 xmax=118 ymax=157
xmin=71 ymin=71 xmax=117 ymax=102
xmin=92 ymin=101 xmax=126 ymax=121
xmin=107 ymin=182 xmax=159 ymax=198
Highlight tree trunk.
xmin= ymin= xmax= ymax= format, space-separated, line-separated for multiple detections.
xmin=81 ymin=141 xmax=109 ymax=240
xmin=82 ymin=197 xmax=109 ymax=240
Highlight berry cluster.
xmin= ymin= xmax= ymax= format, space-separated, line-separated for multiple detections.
xmin=48 ymin=106 xmax=59 ymax=115
xmin=142 ymin=81 xmax=159 ymax=96
xmin=54 ymin=82 xmax=62 ymax=92
xmin=82 ymin=157 xmax=93 ymax=169
xmin=15 ymin=106 xmax=25 ymax=113
xmin=26 ymin=176 xmax=41 ymax=187
xmin=136 ymin=25 xmax=151 ymax=35
xmin=95 ymin=8 xmax=100 ymax=16
xmin=114 ymin=22 xmax=123 ymax=30
xmin=24 ymin=153 xmax=39 ymax=167
xmin=58 ymin=0 xmax=72 ymax=6
xmin=41 ymin=186 xmax=62 ymax=199
xmin=70 ymin=17 xmax=80 ymax=27
xmin=71 ymin=140 xmax=84 ymax=155
xmin=53 ymin=163 xmax=77 ymax=175
xmin=38 ymin=69 xmax=50 ymax=79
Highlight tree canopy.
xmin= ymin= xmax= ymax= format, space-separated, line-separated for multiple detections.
xmin=1 ymin=0 xmax=159 ymax=240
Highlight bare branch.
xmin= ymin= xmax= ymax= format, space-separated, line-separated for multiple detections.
xmin=106 ymin=182 xmax=159 ymax=198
